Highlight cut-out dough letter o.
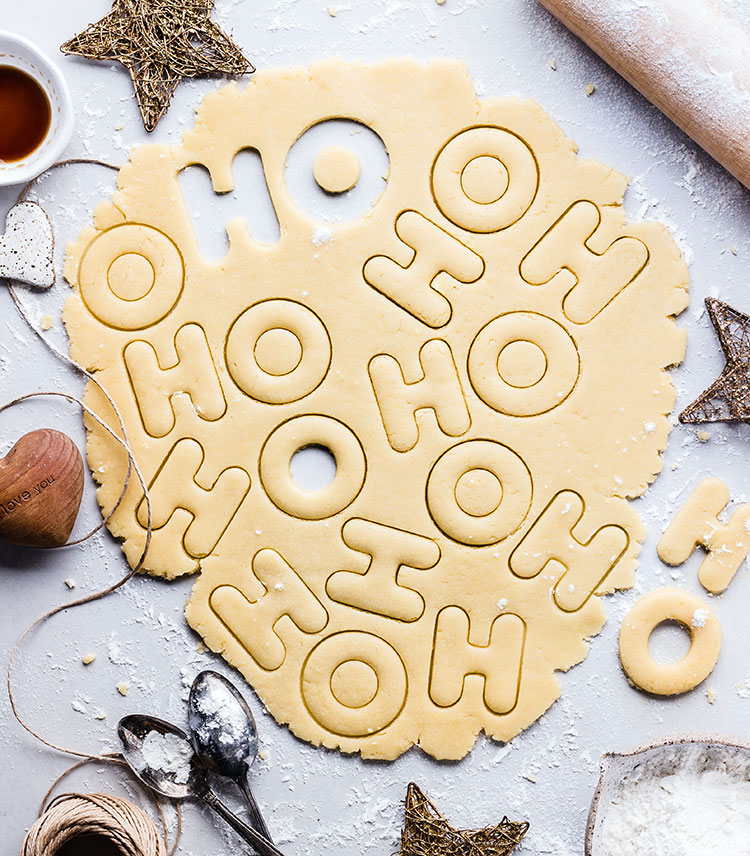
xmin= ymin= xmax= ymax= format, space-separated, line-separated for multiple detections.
xmin=78 ymin=224 xmax=184 ymax=330
xmin=301 ymin=631 xmax=407 ymax=737
xmin=468 ymin=312 xmax=579 ymax=416
xmin=260 ymin=415 xmax=366 ymax=519
xmin=226 ymin=299 xmax=331 ymax=404
xmin=426 ymin=439 xmax=532 ymax=545
xmin=619 ymin=589 xmax=721 ymax=696
xmin=431 ymin=126 xmax=539 ymax=233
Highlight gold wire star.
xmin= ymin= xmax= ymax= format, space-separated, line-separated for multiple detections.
xmin=680 ymin=297 xmax=750 ymax=424
xmin=399 ymin=783 xmax=529 ymax=856
xmin=61 ymin=0 xmax=253 ymax=132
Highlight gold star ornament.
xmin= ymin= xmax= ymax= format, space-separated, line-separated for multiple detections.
xmin=61 ymin=0 xmax=253 ymax=132
xmin=400 ymin=783 xmax=529 ymax=856
xmin=680 ymin=297 xmax=750 ymax=424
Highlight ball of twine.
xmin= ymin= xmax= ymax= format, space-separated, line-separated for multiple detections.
xmin=21 ymin=793 xmax=166 ymax=856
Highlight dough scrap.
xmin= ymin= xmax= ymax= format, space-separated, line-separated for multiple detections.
xmin=313 ymin=144 xmax=361 ymax=193
xmin=619 ymin=588 xmax=721 ymax=695
xmin=63 ymin=60 xmax=689 ymax=760
xmin=658 ymin=477 xmax=750 ymax=594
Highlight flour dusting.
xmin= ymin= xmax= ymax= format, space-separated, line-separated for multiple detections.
xmin=192 ymin=678 xmax=250 ymax=749
xmin=601 ymin=744 xmax=750 ymax=855
xmin=137 ymin=731 xmax=193 ymax=784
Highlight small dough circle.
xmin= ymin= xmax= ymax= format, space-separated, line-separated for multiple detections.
xmin=313 ymin=145 xmax=362 ymax=194
xmin=301 ymin=631 xmax=407 ymax=737
xmin=461 ymin=155 xmax=509 ymax=204
xmin=496 ymin=340 xmax=547 ymax=388
xmin=618 ymin=589 xmax=721 ymax=696
xmin=260 ymin=415 xmax=366 ymax=519
xmin=254 ymin=328 xmax=303 ymax=376
xmin=454 ymin=468 xmax=503 ymax=517
xmin=330 ymin=660 xmax=379 ymax=708
xmin=107 ymin=253 xmax=155 ymax=301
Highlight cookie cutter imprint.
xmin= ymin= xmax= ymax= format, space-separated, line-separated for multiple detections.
xmin=63 ymin=60 xmax=689 ymax=760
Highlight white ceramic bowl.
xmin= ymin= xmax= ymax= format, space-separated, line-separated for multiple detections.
xmin=0 ymin=31 xmax=74 ymax=187
xmin=585 ymin=733 xmax=750 ymax=855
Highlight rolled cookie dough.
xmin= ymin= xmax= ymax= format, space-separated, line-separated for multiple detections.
xmin=63 ymin=60 xmax=689 ymax=760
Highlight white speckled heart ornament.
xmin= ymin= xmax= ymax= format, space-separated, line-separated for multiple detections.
xmin=0 ymin=201 xmax=55 ymax=289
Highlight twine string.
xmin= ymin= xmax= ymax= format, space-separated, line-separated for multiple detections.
xmin=4 ymin=158 xmax=181 ymax=855
xmin=22 ymin=792 xmax=169 ymax=856
xmin=27 ymin=758 xmax=182 ymax=856
xmin=9 ymin=157 xmax=128 ymax=547
xmin=18 ymin=157 xmax=121 ymax=205
xmin=4 ymin=388 xmax=152 ymax=757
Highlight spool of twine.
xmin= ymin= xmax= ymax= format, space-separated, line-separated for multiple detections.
xmin=20 ymin=793 xmax=166 ymax=856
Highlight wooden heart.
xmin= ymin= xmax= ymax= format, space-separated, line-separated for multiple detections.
xmin=0 ymin=201 xmax=55 ymax=289
xmin=0 ymin=429 xmax=84 ymax=548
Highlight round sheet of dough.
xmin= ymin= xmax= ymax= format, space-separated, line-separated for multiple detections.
xmin=313 ymin=145 xmax=361 ymax=193
xmin=619 ymin=588 xmax=721 ymax=695
xmin=64 ymin=60 xmax=689 ymax=761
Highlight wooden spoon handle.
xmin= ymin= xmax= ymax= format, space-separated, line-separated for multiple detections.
xmin=538 ymin=0 xmax=750 ymax=190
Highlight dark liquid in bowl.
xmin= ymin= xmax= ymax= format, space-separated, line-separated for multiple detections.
xmin=0 ymin=66 xmax=51 ymax=163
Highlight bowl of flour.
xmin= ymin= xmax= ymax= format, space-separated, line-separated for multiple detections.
xmin=586 ymin=735 xmax=750 ymax=856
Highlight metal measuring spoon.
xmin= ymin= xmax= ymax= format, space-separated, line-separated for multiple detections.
xmin=118 ymin=714 xmax=284 ymax=856
xmin=188 ymin=670 xmax=272 ymax=841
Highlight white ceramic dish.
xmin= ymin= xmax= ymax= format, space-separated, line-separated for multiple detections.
xmin=0 ymin=30 xmax=74 ymax=187
xmin=585 ymin=733 xmax=750 ymax=855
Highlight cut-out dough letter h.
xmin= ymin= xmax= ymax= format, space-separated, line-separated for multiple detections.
xmin=326 ymin=518 xmax=440 ymax=621
xmin=209 ymin=549 xmax=328 ymax=670
xmin=363 ymin=210 xmax=484 ymax=328
xmin=125 ymin=323 xmax=226 ymax=437
xmin=369 ymin=339 xmax=470 ymax=452
xmin=429 ymin=606 xmax=525 ymax=714
xmin=658 ymin=477 xmax=750 ymax=594
xmin=520 ymin=200 xmax=648 ymax=324
xmin=509 ymin=490 xmax=629 ymax=611
xmin=137 ymin=438 xmax=250 ymax=558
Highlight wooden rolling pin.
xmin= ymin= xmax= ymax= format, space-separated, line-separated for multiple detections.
xmin=538 ymin=0 xmax=750 ymax=190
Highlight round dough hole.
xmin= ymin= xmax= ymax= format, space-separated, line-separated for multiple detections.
xmin=107 ymin=253 xmax=155 ymax=301
xmin=454 ymin=468 xmax=503 ymax=517
xmin=330 ymin=660 xmax=379 ymax=708
xmin=313 ymin=145 xmax=362 ymax=194
xmin=254 ymin=328 xmax=303 ymax=376
xmin=460 ymin=155 xmax=509 ymax=204
xmin=648 ymin=619 xmax=692 ymax=664
xmin=290 ymin=444 xmax=337 ymax=491
xmin=496 ymin=340 xmax=548 ymax=388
